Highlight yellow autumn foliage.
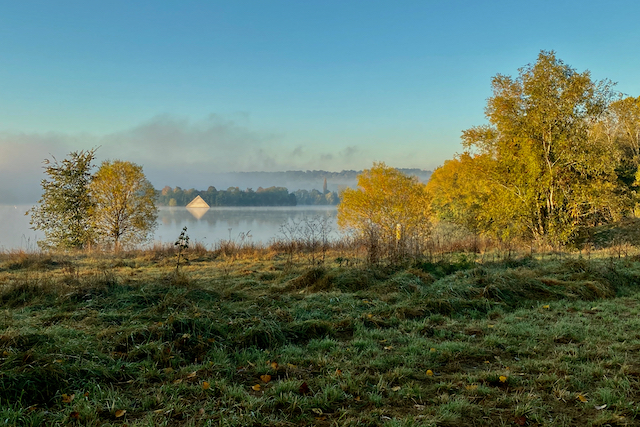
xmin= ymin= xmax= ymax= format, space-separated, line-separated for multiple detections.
xmin=337 ymin=163 xmax=431 ymax=262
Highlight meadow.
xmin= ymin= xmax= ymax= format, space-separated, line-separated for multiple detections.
xmin=1 ymin=240 xmax=640 ymax=426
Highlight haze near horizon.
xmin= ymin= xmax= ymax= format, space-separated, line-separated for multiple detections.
xmin=1 ymin=1 xmax=639 ymax=203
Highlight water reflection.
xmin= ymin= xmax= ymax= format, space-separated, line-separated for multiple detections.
xmin=0 ymin=205 xmax=339 ymax=250
xmin=186 ymin=207 xmax=209 ymax=220
xmin=156 ymin=206 xmax=338 ymax=245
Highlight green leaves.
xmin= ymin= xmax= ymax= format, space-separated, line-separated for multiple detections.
xmin=27 ymin=149 xmax=97 ymax=249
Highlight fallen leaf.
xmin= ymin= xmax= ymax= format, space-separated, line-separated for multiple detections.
xmin=577 ymin=394 xmax=588 ymax=402
xmin=70 ymin=411 xmax=80 ymax=420
xmin=594 ymin=404 xmax=607 ymax=410
xmin=391 ymin=386 xmax=401 ymax=391
xmin=207 ymin=338 xmax=215 ymax=343
xmin=514 ymin=415 xmax=526 ymax=426
xmin=202 ymin=381 xmax=210 ymax=390
xmin=542 ymin=305 xmax=550 ymax=309
xmin=311 ymin=408 xmax=323 ymax=415
xmin=355 ymin=396 xmax=361 ymax=401
xmin=260 ymin=374 xmax=272 ymax=383
xmin=62 ymin=394 xmax=75 ymax=403
xmin=299 ymin=382 xmax=310 ymax=395
xmin=187 ymin=371 xmax=197 ymax=379
xmin=384 ymin=346 xmax=393 ymax=350
xmin=335 ymin=368 xmax=342 ymax=376
xmin=499 ymin=375 xmax=508 ymax=383
xmin=430 ymin=347 xmax=436 ymax=352
xmin=252 ymin=384 xmax=261 ymax=391
xmin=287 ymin=363 xmax=297 ymax=369
xmin=173 ymin=379 xmax=183 ymax=384
xmin=164 ymin=367 xmax=173 ymax=374
xmin=465 ymin=385 xmax=478 ymax=391
xmin=487 ymin=324 xmax=495 ymax=328
xmin=426 ymin=370 xmax=434 ymax=376
xmin=271 ymin=362 xmax=278 ymax=370
xmin=315 ymin=416 xmax=326 ymax=421
xmin=198 ymin=408 xmax=205 ymax=415
xmin=115 ymin=409 xmax=126 ymax=418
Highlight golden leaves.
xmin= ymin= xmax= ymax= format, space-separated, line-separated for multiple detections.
xmin=115 ymin=409 xmax=126 ymax=418
xmin=577 ymin=394 xmax=588 ymax=402
xmin=251 ymin=384 xmax=261 ymax=391
xmin=202 ymin=381 xmax=210 ymax=390
xmin=260 ymin=374 xmax=272 ymax=383
xmin=499 ymin=375 xmax=508 ymax=383
xmin=426 ymin=370 xmax=434 ymax=377
xmin=61 ymin=394 xmax=75 ymax=404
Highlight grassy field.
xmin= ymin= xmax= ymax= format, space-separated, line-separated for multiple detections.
xmin=2 ymin=246 xmax=640 ymax=426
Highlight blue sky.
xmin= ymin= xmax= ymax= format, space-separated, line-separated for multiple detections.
xmin=1 ymin=0 xmax=639 ymax=200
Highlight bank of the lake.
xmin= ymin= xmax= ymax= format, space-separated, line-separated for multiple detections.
xmin=1 ymin=248 xmax=639 ymax=426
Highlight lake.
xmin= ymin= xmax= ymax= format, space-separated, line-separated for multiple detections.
xmin=0 ymin=205 xmax=339 ymax=251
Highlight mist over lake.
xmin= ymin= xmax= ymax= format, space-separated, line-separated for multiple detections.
xmin=0 ymin=205 xmax=338 ymax=251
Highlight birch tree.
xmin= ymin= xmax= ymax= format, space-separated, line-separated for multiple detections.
xmin=90 ymin=160 xmax=157 ymax=250
xmin=461 ymin=51 xmax=621 ymax=243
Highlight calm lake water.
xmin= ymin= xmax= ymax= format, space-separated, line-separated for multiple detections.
xmin=0 ymin=205 xmax=339 ymax=251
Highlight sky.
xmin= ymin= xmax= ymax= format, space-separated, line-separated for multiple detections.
xmin=1 ymin=0 xmax=639 ymax=202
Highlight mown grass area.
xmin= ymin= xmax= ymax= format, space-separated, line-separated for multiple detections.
xmin=2 ymin=248 xmax=640 ymax=426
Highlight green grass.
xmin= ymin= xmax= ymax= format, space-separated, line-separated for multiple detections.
xmin=2 ymin=248 xmax=640 ymax=426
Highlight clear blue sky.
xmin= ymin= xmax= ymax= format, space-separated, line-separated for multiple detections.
xmin=1 ymin=0 xmax=639 ymax=200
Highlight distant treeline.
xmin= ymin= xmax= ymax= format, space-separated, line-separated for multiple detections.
xmin=157 ymin=186 xmax=339 ymax=207
xmin=184 ymin=169 xmax=432 ymax=193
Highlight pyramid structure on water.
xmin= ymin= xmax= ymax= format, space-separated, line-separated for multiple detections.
xmin=186 ymin=195 xmax=210 ymax=208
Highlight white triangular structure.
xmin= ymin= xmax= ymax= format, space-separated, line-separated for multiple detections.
xmin=186 ymin=195 xmax=210 ymax=208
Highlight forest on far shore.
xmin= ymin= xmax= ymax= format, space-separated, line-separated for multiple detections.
xmin=157 ymin=185 xmax=339 ymax=207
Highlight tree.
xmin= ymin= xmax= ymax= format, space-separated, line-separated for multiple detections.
xmin=89 ymin=160 xmax=157 ymax=250
xmin=337 ymin=163 xmax=431 ymax=262
xmin=28 ymin=149 xmax=97 ymax=249
xmin=426 ymin=153 xmax=494 ymax=235
xmin=610 ymin=96 xmax=640 ymax=168
xmin=461 ymin=51 xmax=622 ymax=244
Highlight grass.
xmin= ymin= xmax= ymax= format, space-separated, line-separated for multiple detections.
xmin=2 ymin=246 xmax=640 ymax=426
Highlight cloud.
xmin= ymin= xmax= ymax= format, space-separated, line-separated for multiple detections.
xmin=0 ymin=132 xmax=93 ymax=203
xmin=0 ymin=114 xmax=384 ymax=203
xmin=98 ymin=114 xmax=282 ymax=171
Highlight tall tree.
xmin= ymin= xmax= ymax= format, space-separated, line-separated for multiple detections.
xmin=28 ymin=149 xmax=97 ymax=249
xmin=90 ymin=160 xmax=157 ymax=250
xmin=461 ymin=51 xmax=621 ymax=243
